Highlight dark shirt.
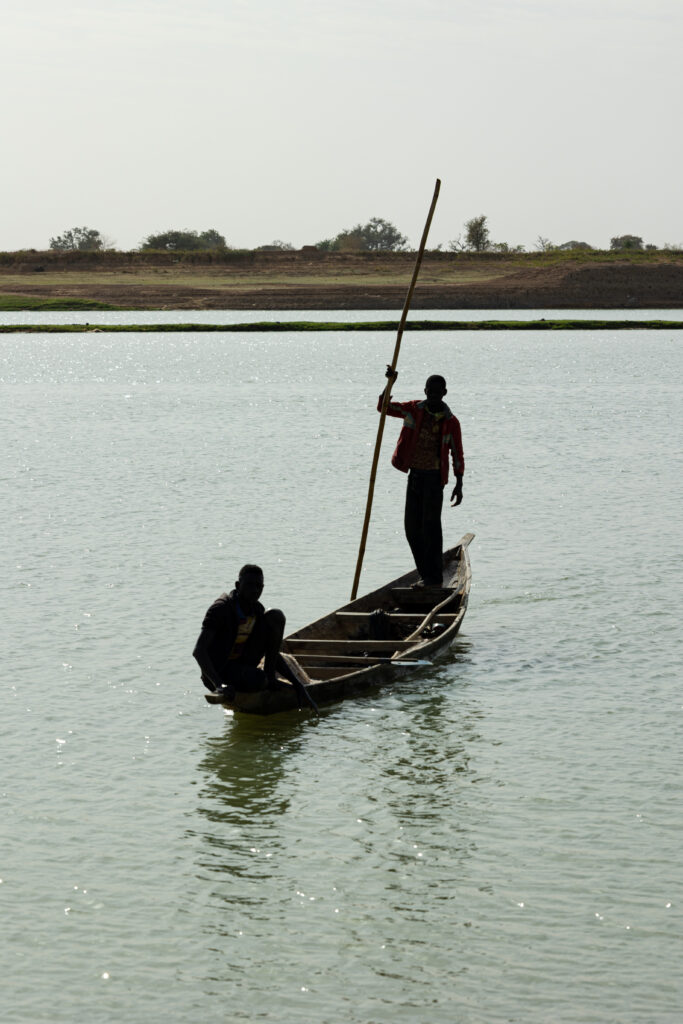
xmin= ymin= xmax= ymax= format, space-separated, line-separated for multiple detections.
xmin=201 ymin=590 xmax=266 ymax=680
xmin=409 ymin=408 xmax=444 ymax=470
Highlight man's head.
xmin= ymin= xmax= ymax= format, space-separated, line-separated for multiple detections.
xmin=424 ymin=374 xmax=447 ymax=411
xmin=235 ymin=564 xmax=264 ymax=611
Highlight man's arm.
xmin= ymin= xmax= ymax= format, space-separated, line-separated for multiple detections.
xmin=450 ymin=475 xmax=463 ymax=507
xmin=192 ymin=627 xmax=225 ymax=691
xmin=377 ymin=365 xmax=408 ymax=417
xmin=449 ymin=418 xmax=465 ymax=507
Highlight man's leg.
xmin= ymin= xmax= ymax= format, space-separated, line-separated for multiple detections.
xmin=223 ymin=610 xmax=286 ymax=694
xmin=225 ymin=664 xmax=268 ymax=693
xmin=420 ymin=473 xmax=444 ymax=584
xmin=403 ymin=468 xmax=423 ymax=581
xmin=263 ymin=608 xmax=286 ymax=685
xmin=405 ymin=471 xmax=430 ymax=581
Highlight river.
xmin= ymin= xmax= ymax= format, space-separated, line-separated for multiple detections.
xmin=2 ymin=316 xmax=682 ymax=1022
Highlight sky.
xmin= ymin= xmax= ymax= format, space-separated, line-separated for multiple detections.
xmin=1 ymin=0 xmax=681 ymax=252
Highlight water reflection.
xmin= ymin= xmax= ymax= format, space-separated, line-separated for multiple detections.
xmin=378 ymin=668 xmax=481 ymax=880
xmin=191 ymin=716 xmax=312 ymax=887
xmin=198 ymin=718 xmax=306 ymax=818
xmin=184 ymin=661 xmax=489 ymax=1001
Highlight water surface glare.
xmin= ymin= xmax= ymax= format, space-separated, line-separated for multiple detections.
xmin=2 ymin=327 xmax=682 ymax=1022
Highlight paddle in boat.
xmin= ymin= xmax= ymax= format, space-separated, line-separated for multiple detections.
xmin=205 ymin=533 xmax=473 ymax=715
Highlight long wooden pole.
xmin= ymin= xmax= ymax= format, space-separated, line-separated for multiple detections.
xmin=350 ymin=178 xmax=441 ymax=599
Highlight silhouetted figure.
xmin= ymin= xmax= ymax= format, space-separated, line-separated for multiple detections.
xmin=193 ymin=564 xmax=285 ymax=702
xmin=379 ymin=368 xmax=464 ymax=585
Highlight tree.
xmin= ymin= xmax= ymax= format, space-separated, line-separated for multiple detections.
xmin=49 ymin=226 xmax=105 ymax=251
xmin=357 ymin=217 xmax=408 ymax=251
xmin=316 ymin=217 xmax=408 ymax=252
xmin=140 ymin=228 xmax=228 ymax=251
xmin=327 ymin=228 xmax=366 ymax=252
xmin=557 ymin=240 xmax=594 ymax=251
xmin=254 ymin=240 xmax=295 ymax=251
xmin=197 ymin=228 xmax=228 ymax=250
xmin=464 ymin=215 xmax=490 ymax=252
xmin=535 ymin=236 xmax=554 ymax=252
xmin=610 ymin=234 xmax=644 ymax=251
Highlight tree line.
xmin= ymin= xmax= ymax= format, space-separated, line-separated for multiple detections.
xmin=46 ymin=220 xmax=408 ymax=253
xmin=46 ymin=218 xmax=678 ymax=254
xmin=448 ymin=216 xmax=667 ymax=254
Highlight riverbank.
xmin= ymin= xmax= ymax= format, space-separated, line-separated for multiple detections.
xmin=1 ymin=249 xmax=682 ymax=309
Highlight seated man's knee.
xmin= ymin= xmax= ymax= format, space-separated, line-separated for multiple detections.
xmin=264 ymin=608 xmax=286 ymax=633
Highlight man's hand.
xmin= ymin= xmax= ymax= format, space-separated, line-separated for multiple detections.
xmin=450 ymin=480 xmax=463 ymax=507
xmin=385 ymin=365 xmax=398 ymax=381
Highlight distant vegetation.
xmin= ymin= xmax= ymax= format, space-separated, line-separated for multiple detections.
xmin=609 ymin=234 xmax=660 ymax=252
xmin=446 ymin=216 xmax=676 ymax=255
xmin=6 ymin=219 xmax=682 ymax=256
xmin=316 ymin=218 xmax=409 ymax=252
xmin=449 ymin=215 xmax=524 ymax=254
xmin=2 ymin=319 xmax=681 ymax=334
xmin=253 ymin=240 xmax=296 ymax=251
xmin=140 ymin=228 xmax=228 ymax=251
xmin=462 ymin=215 xmax=490 ymax=252
xmin=49 ymin=226 xmax=109 ymax=252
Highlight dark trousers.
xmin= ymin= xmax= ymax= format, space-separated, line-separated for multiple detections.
xmin=206 ymin=663 xmax=267 ymax=692
xmin=404 ymin=469 xmax=444 ymax=584
xmin=202 ymin=609 xmax=286 ymax=693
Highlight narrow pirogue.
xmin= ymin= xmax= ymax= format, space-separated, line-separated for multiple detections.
xmin=206 ymin=533 xmax=474 ymax=715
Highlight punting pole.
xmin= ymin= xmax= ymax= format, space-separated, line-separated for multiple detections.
xmin=350 ymin=178 xmax=441 ymax=600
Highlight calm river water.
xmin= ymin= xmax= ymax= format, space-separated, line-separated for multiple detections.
xmin=2 ymin=315 xmax=682 ymax=1022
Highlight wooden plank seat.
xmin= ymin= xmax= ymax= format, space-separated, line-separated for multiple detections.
xmin=284 ymin=638 xmax=419 ymax=655
xmin=300 ymin=665 xmax=385 ymax=679
xmin=389 ymin=587 xmax=455 ymax=607
xmin=335 ymin=611 xmax=458 ymax=623
xmin=293 ymin=653 xmax=413 ymax=664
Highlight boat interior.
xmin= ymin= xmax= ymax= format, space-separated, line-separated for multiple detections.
xmin=281 ymin=544 xmax=468 ymax=682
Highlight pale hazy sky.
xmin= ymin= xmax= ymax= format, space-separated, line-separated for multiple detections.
xmin=2 ymin=0 xmax=681 ymax=251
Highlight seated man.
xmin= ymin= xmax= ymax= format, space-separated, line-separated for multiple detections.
xmin=193 ymin=564 xmax=285 ymax=701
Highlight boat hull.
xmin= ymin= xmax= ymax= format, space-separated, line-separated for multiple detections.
xmin=207 ymin=534 xmax=473 ymax=715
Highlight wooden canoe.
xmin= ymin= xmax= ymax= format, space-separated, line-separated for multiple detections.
xmin=205 ymin=532 xmax=474 ymax=715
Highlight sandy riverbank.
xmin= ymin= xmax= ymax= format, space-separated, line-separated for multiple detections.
xmin=1 ymin=249 xmax=682 ymax=309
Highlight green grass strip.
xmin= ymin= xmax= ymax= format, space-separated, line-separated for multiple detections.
xmin=0 ymin=319 xmax=682 ymax=333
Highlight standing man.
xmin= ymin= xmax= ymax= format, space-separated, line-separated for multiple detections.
xmin=193 ymin=564 xmax=285 ymax=701
xmin=379 ymin=367 xmax=464 ymax=586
